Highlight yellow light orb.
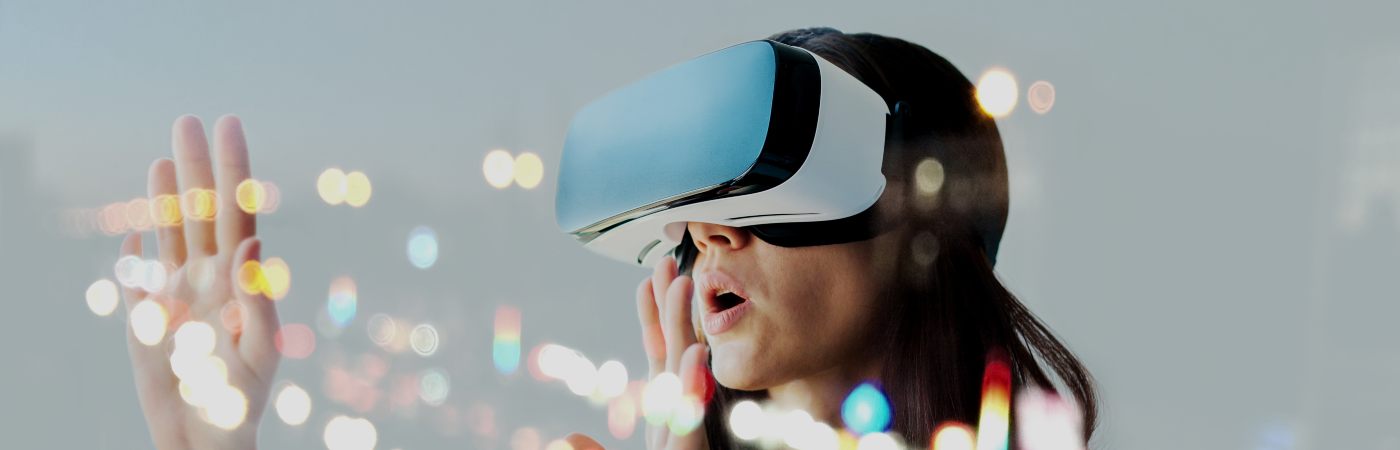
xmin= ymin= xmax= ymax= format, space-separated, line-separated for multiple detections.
xmin=235 ymin=178 xmax=266 ymax=214
xmin=85 ymin=278 xmax=119 ymax=317
xmin=483 ymin=149 xmax=516 ymax=189
xmin=513 ymin=152 xmax=545 ymax=189
xmin=544 ymin=439 xmax=573 ymax=450
xmin=914 ymin=157 xmax=945 ymax=197
xmin=317 ymin=168 xmax=348 ymax=205
xmin=260 ymin=257 xmax=291 ymax=301
xmin=238 ymin=260 xmax=266 ymax=296
xmin=202 ymin=384 xmax=248 ymax=430
xmin=275 ymin=383 xmax=312 ymax=426
xmin=976 ymin=68 xmax=1019 ymax=118
xmin=932 ymin=422 xmax=976 ymax=450
xmin=344 ymin=171 xmax=372 ymax=207
xmin=184 ymin=188 xmax=219 ymax=221
xmin=151 ymin=194 xmax=182 ymax=226
xmin=130 ymin=299 xmax=169 ymax=346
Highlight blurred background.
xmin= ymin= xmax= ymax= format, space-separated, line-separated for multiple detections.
xmin=2 ymin=0 xmax=1398 ymax=448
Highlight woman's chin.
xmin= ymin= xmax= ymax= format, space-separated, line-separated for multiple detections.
xmin=708 ymin=340 xmax=769 ymax=391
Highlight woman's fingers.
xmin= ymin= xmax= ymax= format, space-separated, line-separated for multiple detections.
xmin=171 ymin=115 xmax=219 ymax=258
xmin=651 ymin=255 xmax=676 ymax=321
xmin=662 ymin=274 xmax=696 ymax=373
xmin=678 ymin=343 xmax=711 ymax=403
xmin=213 ymin=115 xmax=255 ymax=253
xmin=147 ymin=158 xmax=186 ymax=267
xmin=637 ymin=277 xmax=666 ymax=378
xmin=563 ymin=433 xmax=606 ymax=450
xmin=231 ymin=237 xmax=280 ymax=376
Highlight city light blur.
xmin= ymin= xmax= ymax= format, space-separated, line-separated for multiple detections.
xmin=11 ymin=2 xmax=1399 ymax=449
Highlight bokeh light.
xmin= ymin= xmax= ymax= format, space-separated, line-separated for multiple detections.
xmin=729 ymin=400 xmax=764 ymax=441
xmin=317 ymin=168 xmax=348 ymax=205
xmin=841 ymin=382 xmax=892 ymax=436
xmin=235 ymin=178 xmax=266 ymax=214
xmin=668 ymin=395 xmax=705 ymax=436
xmin=855 ymin=431 xmax=901 ymax=450
xmin=173 ymin=321 xmax=216 ymax=356
xmin=199 ymin=384 xmax=248 ymax=430
xmin=327 ymin=276 xmax=358 ymax=328
xmin=238 ymin=260 xmax=266 ymax=296
xmin=260 ymin=257 xmax=291 ymax=300
xmin=152 ymin=194 xmax=182 ymax=227
xmin=914 ymin=157 xmax=945 ymax=198
xmin=114 ymin=255 xmax=143 ymax=289
xmin=493 ymin=305 xmax=521 ymax=375
xmin=641 ymin=372 xmax=681 ymax=425
xmin=511 ymin=427 xmax=542 ymax=450
xmin=274 ymin=323 xmax=317 ymax=359
xmin=483 ymin=149 xmax=515 ymax=189
xmin=513 ymin=152 xmax=544 ymax=189
xmin=607 ymin=391 xmax=639 ymax=439
xmin=932 ymin=422 xmax=975 ymax=450
xmin=977 ymin=353 xmax=1012 ymax=450
xmin=419 ymin=368 xmax=451 ymax=406
xmin=563 ymin=354 xmax=597 ymax=396
xmin=407 ymin=226 xmax=439 ymax=269
xmin=275 ymin=383 xmax=312 ymax=426
xmin=125 ymin=198 xmax=152 ymax=230
xmin=129 ymin=299 xmax=168 ymax=346
xmin=779 ymin=409 xmax=816 ymax=449
xmin=410 ymin=323 xmax=440 ymax=356
xmin=367 ymin=313 xmax=396 ymax=347
xmin=324 ymin=415 xmax=377 ymax=450
xmin=344 ymin=170 xmax=372 ymax=207
xmin=220 ymin=302 xmax=244 ymax=334
xmin=140 ymin=259 xmax=168 ymax=293
xmin=259 ymin=181 xmax=281 ymax=213
xmin=85 ymin=278 xmax=119 ymax=317
xmin=543 ymin=440 xmax=572 ymax=450
xmin=183 ymin=188 xmax=218 ymax=221
xmin=976 ymin=68 xmax=1019 ymax=118
xmin=1014 ymin=386 xmax=1085 ymax=450
xmin=595 ymin=360 xmax=628 ymax=399
xmin=1027 ymin=80 xmax=1056 ymax=115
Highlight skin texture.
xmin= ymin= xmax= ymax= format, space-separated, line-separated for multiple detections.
xmin=121 ymin=115 xmax=281 ymax=450
xmin=572 ymin=222 xmax=906 ymax=448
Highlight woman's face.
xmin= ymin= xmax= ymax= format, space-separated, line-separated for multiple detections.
xmin=685 ymin=221 xmax=904 ymax=390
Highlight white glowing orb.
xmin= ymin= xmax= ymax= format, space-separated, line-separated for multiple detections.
xmin=641 ymin=372 xmax=682 ymax=425
xmin=201 ymin=384 xmax=248 ymax=430
xmin=595 ymin=360 xmax=629 ymax=399
xmin=728 ymin=400 xmax=765 ymax=441
xmin=483 ymin=149 xmax=516 ymax=189
xmin=410 ymin=323 xmax=439 ymax=356
xmin=275 ymin=383 xmax=312 ymax=426
xmin=173 ymin=321 xmax=216 ymax=357
xmin=129 ymin=300 xmax=169 ymax=346
xmin=324 ymin=415 xmax=378 ymax=450
xmin=976 ymin=68 xmax=1019 ymax=118
xmin=856 ymin=432 xmax=902 ymax=450
xmin=85 ymin=278 xmax=119 ymax=316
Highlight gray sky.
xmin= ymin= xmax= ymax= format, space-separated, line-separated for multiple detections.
xmin=3 ymin=0 xmax=1399 ymax=449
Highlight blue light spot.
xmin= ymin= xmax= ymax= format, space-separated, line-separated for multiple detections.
xmin=493 ymin=339 xmax=521 ymax=375
xmin=327 ymin=291 xmax=356 ymax=328
xmin=842 ymin=382 xmax=891 ymax=435
xmin=407 ymin=226 xmax=439 ymax=269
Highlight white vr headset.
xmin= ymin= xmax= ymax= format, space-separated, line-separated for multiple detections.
xmin=555 ymin=39 xmax=911 ymax=268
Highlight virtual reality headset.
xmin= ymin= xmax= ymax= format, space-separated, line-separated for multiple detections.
xmin=555 ymin=39 xmax=910 ymax=267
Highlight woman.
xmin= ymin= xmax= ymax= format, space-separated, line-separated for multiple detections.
xmin=567 ymin=28 xmax=1099 ymax=449
xmin=117 ymin=27 xmax=1096 ymax=450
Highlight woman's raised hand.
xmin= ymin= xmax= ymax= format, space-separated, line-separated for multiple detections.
xmin=120 ymin=115 xmax=280 ymax=450
xmin=568 ymin=255 xmax=712 ymax=450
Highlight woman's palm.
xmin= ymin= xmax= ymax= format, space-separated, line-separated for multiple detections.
xmin=119 ymin=115 xmax=281 ymax=450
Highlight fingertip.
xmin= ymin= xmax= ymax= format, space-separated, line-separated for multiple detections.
xmin=564 ymin=433 xmax=605 ymax=450
xmin=174 ymin=114 xmax=203 ymax=129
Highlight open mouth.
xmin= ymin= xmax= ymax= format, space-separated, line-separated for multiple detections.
xmin=714 ymin=291 xmax=747 ymax=312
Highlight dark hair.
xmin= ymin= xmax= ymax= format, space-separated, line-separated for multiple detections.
xmin=684 ymin=28 xmax=1100 ymax=448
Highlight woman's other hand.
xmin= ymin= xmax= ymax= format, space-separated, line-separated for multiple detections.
xmin=120 ymin=115 xmax=280 ymax=450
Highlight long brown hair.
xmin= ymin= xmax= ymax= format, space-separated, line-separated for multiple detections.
xmin=681 ymin=28 xmax=1100 ymax=448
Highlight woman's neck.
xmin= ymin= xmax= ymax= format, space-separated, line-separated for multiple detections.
xmin=765 ymin=354 xmax=884 ymax=427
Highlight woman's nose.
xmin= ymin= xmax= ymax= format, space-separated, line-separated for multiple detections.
xmin=688 ymin=222 xmax=750 ymax=255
